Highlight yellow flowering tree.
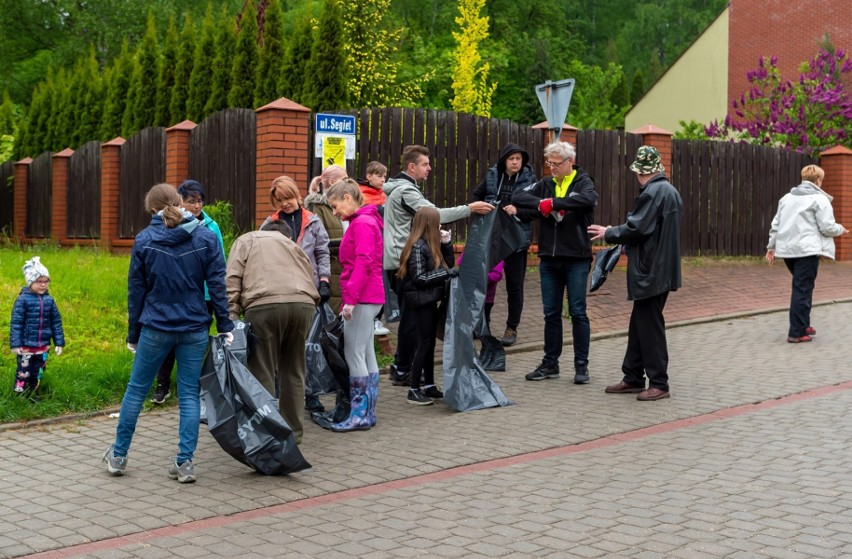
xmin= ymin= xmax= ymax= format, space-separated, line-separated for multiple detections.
xmin=342 ymin=0 xmax=424 ymax=107
xmin=450 ymin=0 xmax=496 ymax=116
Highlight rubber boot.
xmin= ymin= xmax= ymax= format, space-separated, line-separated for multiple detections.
xmin=484 ymin=336 xmax=506 ymax=372
xmin=367 ymin=372 xmax=379 ymax=426
xmin=332 ymin=376 xmax=371 ymax=432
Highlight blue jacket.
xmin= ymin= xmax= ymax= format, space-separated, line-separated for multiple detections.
xmin=127 ymin=213 xmax=234 ymax=344
xmin=10 ymin=287 xmax=65 ymax=349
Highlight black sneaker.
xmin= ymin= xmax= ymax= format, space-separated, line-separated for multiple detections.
xmin=525 ymin=361 xmax=560 ymax=381
xmin=390 ymin=364 xmax=411 ymax=386
xmin=407 ymin=388 xmax=433 ymax=405
xmin=573 ymin=364 xmax=590 ymax=385
xmin=151 ymin=383 xmax=170 ymax=404
xmin=423 ymin=385 xmax=443 ymax=399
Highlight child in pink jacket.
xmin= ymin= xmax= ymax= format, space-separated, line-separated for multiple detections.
xmin=325 ymin=180 xmax=385 ymax=432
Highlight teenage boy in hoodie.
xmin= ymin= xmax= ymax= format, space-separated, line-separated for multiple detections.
xmin=471 ymin=143 xmax=537 ymax=346
xmin=382 ymin=145 xmax=494 ymax=385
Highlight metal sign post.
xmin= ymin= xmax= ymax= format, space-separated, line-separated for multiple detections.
xmin=535 ymin=79 xmax=575 ymax=143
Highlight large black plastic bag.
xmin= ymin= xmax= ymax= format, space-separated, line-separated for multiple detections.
xmin=200 ymin=335 xmax=311 ymax=475
xmin=305 ymin=303 xmax=338 ymax=396
xmin=320 ymin=315 xmax=349 ymax=378
xmin=200 ymin=322 xmax=251 ymax=424
xmin=589 ymin=245 xmax=622 ymax=292
xmin=442 ymin=208 xmax=520 ymax=411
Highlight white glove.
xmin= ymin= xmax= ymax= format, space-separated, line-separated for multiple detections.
xmin=11 ymin=347 xmax=23 ymax=355
xmin=126 ymin=343 xmax=137 ymax=353
xmin=221 ymin=332 xmax=234 ymax=346
xmin=54 ymin=346 xmax=63 ymax=356
xmin=342 ymin=304 xmax=355 ymax=320
xmin=440 ymin=229 xmax=452 ymax=244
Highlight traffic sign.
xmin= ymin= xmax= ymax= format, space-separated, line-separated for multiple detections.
xmin=315 ymin=113 xmax=356 ymax=135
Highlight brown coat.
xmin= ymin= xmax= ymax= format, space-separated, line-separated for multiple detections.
xmin=226 ymin=231 xmax=319 ymax=318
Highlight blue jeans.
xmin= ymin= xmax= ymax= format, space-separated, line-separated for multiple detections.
xmin=540 ymin=258 xmax=591 ymax=367
xmin=114 ymin=327 xmax=208 ymax=463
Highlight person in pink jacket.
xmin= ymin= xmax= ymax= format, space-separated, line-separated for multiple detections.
xmin=325 ymin=179 xmax=385 ymax=431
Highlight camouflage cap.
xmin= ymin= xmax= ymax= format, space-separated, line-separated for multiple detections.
xmin=629 ymin=145 xmax=665 ymax=174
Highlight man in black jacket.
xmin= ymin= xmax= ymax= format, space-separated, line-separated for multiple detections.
xmin=513 ymin=141 xmax=597 ymax=385
xmin=471 ymin=143 xmax=538 ymax=346
xmin=588 ymin=145 xmax=683 ymax=401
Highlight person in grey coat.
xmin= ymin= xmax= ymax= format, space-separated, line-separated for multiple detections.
xmin=588 ymin=146 xmax=683 ymax=402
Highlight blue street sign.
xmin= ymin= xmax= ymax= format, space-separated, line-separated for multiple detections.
xmin=315 ymin=113 xmax=356 ymax=135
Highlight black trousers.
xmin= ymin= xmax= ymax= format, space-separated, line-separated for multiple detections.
xmin=621 ymin=292 xmax=670 ymax=391
xmin=390 ymin=270 xmax=417 ymax=372
xmin=502 ymin=249 xmax=528 ymax=330
xmin=784 ymin=255 xmax=819 ymax=337
xmin=408 ymin=302 xmax=438 ymax=389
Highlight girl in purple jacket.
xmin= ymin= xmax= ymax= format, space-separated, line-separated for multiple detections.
xmin=325 ymin=180 xmax=385 ymax=431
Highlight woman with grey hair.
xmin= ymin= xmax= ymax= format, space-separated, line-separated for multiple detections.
xmin=512 ymin=141 xmax=598 ymax=385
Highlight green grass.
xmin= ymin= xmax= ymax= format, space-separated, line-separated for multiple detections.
xmin=1 ymin=243 xmax=135 ymax=423
xmin=0 ymin=242 xmax=396 ymax=424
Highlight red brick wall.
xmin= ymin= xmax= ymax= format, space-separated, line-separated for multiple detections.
xmin=255 ymin=98 xmax=312 ymax=228
xmin=100 ymin=138 xmax=125 ymax=250
xmin=51 ymin=149 xmax=73 ymax=244
xmin=13 ymin=158 xmax=31 ymax=240
xmin=728 ymin=0 xmax=852 ymax=113
xmin=166 ymin=121 xmax=195 ymax=186
xmin=820 ymin=146 xmax=852 ymax=261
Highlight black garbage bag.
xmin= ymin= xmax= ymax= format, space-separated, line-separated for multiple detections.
xmin=442 ymin=208 xmax=517 ymax=411
xmin=200 ymin=335 xmax=311 ymax=475
xmin=320 ymin=315 xmax=348 ymax=378
xmin=305 ymin=303 xmax=338 ymax=396
xmin=589 ymin=245 xmax=622 ymax=292
xmin=201 ymin=322 xmax=252 ymax=424
xmin=479 ymin=335 xmax=505 ymax=372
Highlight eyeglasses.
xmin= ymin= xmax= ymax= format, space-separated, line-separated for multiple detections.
xmin=546 ymin=156 xmax=570 ymax=168
xmin=183 ymin=198 xmax=203 ymax=207
xmin=33 ymin=279 xmax=50 ymax=285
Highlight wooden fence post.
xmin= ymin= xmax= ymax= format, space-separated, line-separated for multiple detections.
xmin=100 ymin=137 xmax=125 ymax=250
xmin=255 ymin=98 xmax=312 ymax=228
xmin=13 ymin=158 xmax=31 ymax=241
xmin=629 ymin=124 xmax=674 ymax=172
xmin=166 ymin=120 xmax=196 ymax=186
xmin=819 ymin=145 xmax=852 ymax=262
xmin=51 ymin=149 xmax=73 ymax=245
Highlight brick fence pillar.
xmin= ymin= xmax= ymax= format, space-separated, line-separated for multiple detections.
xmin=166 ymin=120 xmax=196 ymax=186
xmin=51 ymin=148 xmax=73 ymax=245
xmin=255 ymin=98 xmax=312 ymax=228
xmin=820 ymin=145 xmax=852 ymax=261
xmin=630 ymin=124 xmax=674 ymax=173
xmin=13 ymin=158 xmax=32 ymax=241
xmin=100 ymin=137 xmax=125 ymax=250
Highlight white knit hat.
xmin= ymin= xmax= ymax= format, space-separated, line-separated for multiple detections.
xmin=23 ymin=256 xmax=50 ymax=286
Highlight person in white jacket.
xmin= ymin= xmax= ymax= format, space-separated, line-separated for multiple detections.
xmin=766 ymin=165 xmax=848 ymax=343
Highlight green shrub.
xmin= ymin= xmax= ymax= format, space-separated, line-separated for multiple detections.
xmin=204 ymin=200 xmax=241 ymax=255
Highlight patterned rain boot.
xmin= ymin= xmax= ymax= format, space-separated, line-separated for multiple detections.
xmin=331 ymin=376 xmax=371 ymax=432
xmin=367 ymin=372 xmax=379 ymax=427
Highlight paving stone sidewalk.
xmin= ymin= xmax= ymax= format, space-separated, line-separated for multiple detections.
xmin=3 ymin=294 xmax=852 ymax=558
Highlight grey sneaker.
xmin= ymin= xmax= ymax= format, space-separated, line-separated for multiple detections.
xmin=151 ymin=383 xmax=170 ymax=404
xmin=573 ymin=364 xmax=590 ymax=384
xmin=102 ymin=444 xmax=127 ymax=476
xmin=168 ymin=459 xmax=197 ymax=483
xmin=525 ymin=361 xmax=560 ymax=381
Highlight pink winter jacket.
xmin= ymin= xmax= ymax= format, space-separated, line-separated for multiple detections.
xmin=339 ymin=204 xmax=385 ymax=305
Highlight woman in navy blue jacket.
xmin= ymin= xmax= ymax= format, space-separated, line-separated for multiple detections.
xmin=103 ymin=183 xmax=234 ymax=483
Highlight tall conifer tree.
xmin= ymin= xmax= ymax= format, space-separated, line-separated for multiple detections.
xmin=155 ymin=15 xmax=179 ymax=126
xmin=169 ymin=13 xmax=196 ymax=125
xmin=303 ymin=0 xmax=348 ymax=110
xmin=123 ymin=14 xmax=160 ymax=136
xmin=279 ymin=15 xmax=314 ymax=103
xmin=100 ymin=40 xmax=134 ymax=141
xmin=228 ymin=0 xmax=260 ymax=109
xmin=187 ymin=6 xmax=217 ymax=122
xmin=254 ymin=0 xmax=286 ymax=107
xmin=205 ymin=6 xmax=237 ymax=115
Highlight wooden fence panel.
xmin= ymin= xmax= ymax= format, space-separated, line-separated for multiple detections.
xmin=189 ymin=109 xmax=256 ymax=231
xmin=0 ymin=160 xmax=13 ymax=233
xmin=67 ymin=140 xmax=101 ymax=238
xmin=26 ymin=151 xmax=52 ymax=238
xmin=120 ymin=128 xmax=165 ymax=238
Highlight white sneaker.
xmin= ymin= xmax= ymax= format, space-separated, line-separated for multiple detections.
xmin=374 ymin=319 xmax=390 ymax=336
